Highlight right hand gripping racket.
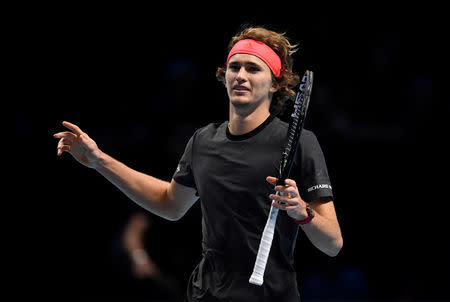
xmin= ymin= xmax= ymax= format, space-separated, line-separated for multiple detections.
xmin=249 ymin=70 xmax=314 ymax=286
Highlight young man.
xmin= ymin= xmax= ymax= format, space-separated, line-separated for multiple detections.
xmin=54 ymin=26 xmax=343 ymax=301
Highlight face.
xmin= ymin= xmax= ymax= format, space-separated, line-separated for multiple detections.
xmin=225 ymin=53 xmax=278 ymax=112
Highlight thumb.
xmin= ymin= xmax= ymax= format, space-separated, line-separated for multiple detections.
xmin=266 ymin=176 xmax=277 ymax=185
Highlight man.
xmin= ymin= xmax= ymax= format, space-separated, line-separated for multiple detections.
xmin=54 ymin=26 xmax=343 ymax=301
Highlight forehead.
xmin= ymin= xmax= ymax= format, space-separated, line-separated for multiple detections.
xmin=227 ymin=53 xmax=268 ymax=68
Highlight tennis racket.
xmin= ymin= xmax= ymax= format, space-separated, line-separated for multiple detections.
xmin=249 ymin=70 xmax=313 ymax=286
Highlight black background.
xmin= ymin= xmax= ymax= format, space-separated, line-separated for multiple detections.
xmin=10 ymin=3 xmax=446 ymax=301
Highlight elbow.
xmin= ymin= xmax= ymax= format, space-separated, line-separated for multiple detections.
xmin=327 ymin=236 xmax=343 ymax=257
xmin=139 ymin=203 xmax=185 ymax=222
xmin=320 ymin=236 xmax=343 ymax=257
xmin=164 ymin=211 xmax=184 ymax=222
xmin=155 ymin=207 xmax=184 ymax=221
xmin=160 ymin=204 xmax=188 ymax=221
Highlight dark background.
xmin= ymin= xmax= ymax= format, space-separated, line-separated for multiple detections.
xmin=10 ymin=3 xmax=446 ymax=301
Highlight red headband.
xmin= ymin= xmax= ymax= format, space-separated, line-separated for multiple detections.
xmin=226 ymin=39 xmax=282 ymax=77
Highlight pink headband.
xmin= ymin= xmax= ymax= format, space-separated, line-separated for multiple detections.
xmin=226 ymin=39 xmax=282 ymax=77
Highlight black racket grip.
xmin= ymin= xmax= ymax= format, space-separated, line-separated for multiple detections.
xmin=276 ymin=177 xmax=286 ymax=186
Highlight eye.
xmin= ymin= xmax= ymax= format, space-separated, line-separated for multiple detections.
xmin=228 ymin=63 xmax=241 ymax=71
xmin=247 ymin=66 xmax=260 ymax=72
xmin=246 ymin=64 xmax=261 ymax=73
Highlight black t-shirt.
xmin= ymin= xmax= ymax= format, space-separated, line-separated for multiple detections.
xmin=173 ymin=115 xmax=333 ymax=302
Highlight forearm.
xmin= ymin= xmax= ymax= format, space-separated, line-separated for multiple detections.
xmin=301 ymin=212 xmax=343 ymax=257
xmin=123 ymin=228 xmax=146 ymax=254
xmin=94 ymin=152 xmax=176 ymax=220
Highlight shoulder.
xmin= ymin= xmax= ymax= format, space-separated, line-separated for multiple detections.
xmin=300 ymin=129 xmax=317 ymax=142
xmin=267 ymin=116 xmax=288 ymax=137
xmin=272 ymin=116 xmax=317 ymax=142
xmin=196 ymin=121 xmax=226 ymax=136
xmin=192 ymin=121 xmax=227 ymax=142
xmin=299 ymin=129 xmax=322 ymax=152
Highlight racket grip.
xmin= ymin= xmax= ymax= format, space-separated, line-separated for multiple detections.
xmin=249 ymin=202 xmax=279 ymax=286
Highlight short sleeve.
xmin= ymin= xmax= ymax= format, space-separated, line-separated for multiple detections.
xmin=295 ymin=131 xmax=333 ymax=203
xmin=172 ymin=131 xmax=197 ymax=190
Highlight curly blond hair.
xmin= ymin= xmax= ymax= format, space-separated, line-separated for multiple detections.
xmin=216 ymin=26 xmax=300 ymax=114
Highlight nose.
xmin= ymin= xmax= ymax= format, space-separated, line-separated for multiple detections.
xmin=236 ymin=67 xmax=247 ymax=82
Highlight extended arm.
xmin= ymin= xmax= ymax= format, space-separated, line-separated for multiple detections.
xmin=54 ymin=121 xmax=198 ymax=221
xmin=95 ymin=153 xmax=198 ymax=220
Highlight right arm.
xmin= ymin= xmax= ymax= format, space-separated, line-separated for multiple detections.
xmin=54 ymin=121 xmax=198 ymax=221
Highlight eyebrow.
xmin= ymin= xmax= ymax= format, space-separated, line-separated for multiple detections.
xmin=228 ymin=60 xmax=262 ymax=68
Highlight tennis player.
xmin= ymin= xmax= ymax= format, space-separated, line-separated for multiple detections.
xmin=54 ymin=26 xmax=343 ymax=301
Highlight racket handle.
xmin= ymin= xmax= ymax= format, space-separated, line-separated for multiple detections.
xmin=249 ymin=201 xmax=279 ymax=286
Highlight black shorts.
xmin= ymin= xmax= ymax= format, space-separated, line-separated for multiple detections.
xmin=185 ymin=250 xmax=301 ymax=302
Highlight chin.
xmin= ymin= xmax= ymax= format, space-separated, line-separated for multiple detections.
xmin=230 ymin=93 xmax=251 ymax=104
xmin=230 ymin=98 xmax=251 ymax=108
xmin=230 ymin=99 xmax=258 ymax=116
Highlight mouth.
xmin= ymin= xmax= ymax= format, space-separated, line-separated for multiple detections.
xmin=232 ymin=85 xmax=250 ymax=93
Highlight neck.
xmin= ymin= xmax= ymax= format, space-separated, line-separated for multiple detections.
xmin=228 ymin=105 xmax=271 ymax=136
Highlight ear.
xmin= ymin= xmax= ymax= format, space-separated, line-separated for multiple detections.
xmin=270 ymin=81 xmax=279 ymax=93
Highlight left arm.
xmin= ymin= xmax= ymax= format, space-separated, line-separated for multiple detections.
xmin=268 ymin=176 xmax=343 ymax=257
xmin=299 ymin=197 xmax=343 ymax=256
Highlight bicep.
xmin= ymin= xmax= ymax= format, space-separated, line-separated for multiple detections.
xmin=166 ymin=178 xmax=199 ymax=220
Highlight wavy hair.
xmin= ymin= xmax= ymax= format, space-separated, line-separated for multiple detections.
xmin=216 ymin=26 xmax=300 ymax=114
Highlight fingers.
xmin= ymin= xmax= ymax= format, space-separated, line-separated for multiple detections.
xmin=283 ymin=179 xmax=297 ymax=188
xmin=267 ymin=177 xmax=301 ymax=208
xmin=57 ymin=137 xmax=73 ymax=147
xmin=53 ymin=131 xmax=77 ymax=139
xmin=56 ymin=137 xmax=73 ymax=156
xmin=266 ymin=177 xmax=297 ymax=189
xmin=266 ymin=176 xmax=277 ymax=185
xmin=53 ymin=121 xmax=82 ymax=142
xmin=269 ymin=177 xmax=298 ymax=196
xmin=273 ymin=185 xmax=298 ymax=197
xmin=61 ymin=121 xmax=84 ymax=136
xmin=53 ymin=121 xmax=84 ymax=156
xmin=269 ymin=193 xmax=298 ymax=206
xmin=272 ymin=201 xmax=298 ymax=211
xmin=57 ymin=144 xmax=71 ymax=156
